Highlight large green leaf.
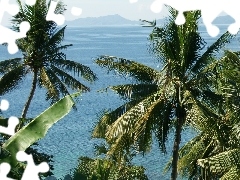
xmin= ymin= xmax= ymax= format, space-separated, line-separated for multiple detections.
xmin=1 ymin=92 xmax=80 ymax=166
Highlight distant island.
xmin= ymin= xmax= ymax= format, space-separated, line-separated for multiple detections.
xmin=65 ymin=14 xmax=164 ymax=27
xmin=65 ymin=14 xmax=235 ymax=27
xmin=202 ymin=15 xmax=235 ymax=25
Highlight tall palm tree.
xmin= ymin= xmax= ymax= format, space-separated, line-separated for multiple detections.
xmin=0 ymin=0 xmax=97 ymax=119
xmin=92 ymin=7 xmax=234 ymax=180
xmin=176 ymin=50 xmax=240 ymax=179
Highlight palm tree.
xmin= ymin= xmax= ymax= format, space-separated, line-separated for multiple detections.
xmin=0 ymin=0 xmax=97 ymax=119
xmin=175 ymin=50 xmax=240 ymax=179
xmin=72 ymin=144 xmax=148 ymax=180
xmin=92 ymin=7 xmax=234 ymax=180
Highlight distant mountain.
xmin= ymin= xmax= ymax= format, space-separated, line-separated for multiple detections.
xmin=66 ymin=14 xmax=141 ymax=27
xmin=65 ymin=14 xmax=234 ymax=27
xmin=212 ymin=15 xmax=235 ymax=24
xmin=199 ymin=15 xmax=235 ymax=25
xmin=66 ymin=14 xmax=165 ymax=27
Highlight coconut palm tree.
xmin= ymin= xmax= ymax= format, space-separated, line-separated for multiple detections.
xmin=176 ymin=50 xmax=240 ymax=179
xmin=0 ymin=0 xmax=97 ymax=119
xmin=92 ymin=7 xmax=234 ymax=180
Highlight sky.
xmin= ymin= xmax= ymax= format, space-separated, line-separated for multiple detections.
xmin=63 ymin=0 xmax=169 ymax=21
xmin=3 ymin=0 xmax=169 ymax=26
xmin=3 ymin=0 xmax=228 ymax=26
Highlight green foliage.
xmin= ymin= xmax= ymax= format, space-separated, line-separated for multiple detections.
xmin=0 ymin=93 xmax=78 ymax=179
xmin=176 ymin=50 xmax=240 ymax=179
xmin=70 ymin=142 xmax=148 ymax=180
xmin=72 ymin=156 xmax=148 ymax=180
xmin=93 ymin=7 xmax=235 ymax=180
xmin=0 ymin=0 xmax=97 ymax=118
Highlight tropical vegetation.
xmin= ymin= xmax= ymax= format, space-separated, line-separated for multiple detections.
xmin=72 ymin=144 xmax=148 ymax=180
xmin=0 ymin=0 xmax=240 ymax=179
xmin=176 ymin=50 xmax=240 ymax=179
xmin=0 ymin=93 xmax=78 ymax=179
xmin=0 ymin=0 xmax=97 ymax=120
xmin=92 ymin=7 xmax=235 ymax=180
xmin=0 ymin=0 xmax=96 ymax=179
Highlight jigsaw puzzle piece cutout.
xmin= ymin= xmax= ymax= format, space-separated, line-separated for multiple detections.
xmin=25 ymin=0 xmax=36 ymax=6
xmin=0 ymin=99 xmax=9 ymax=111
xmin=129 ymin=0 xmax=138 ymax=3
xmin=0 ymin=116 xmax=19 ymax=136
xmin=0 ymin=163 xmax=16 ymax=180
xmin=71 ymin=7 xmax=82 ymax=16
xmin=0 ymin=0 xmax=19 ymax=21
xmin=0 ymin=99 xmax=19 ymax=136
xmin=0 ymin=21 xmax=30 ymax=54
xmin=154 ymin=0 xmax=218 ymax=36
xmin=201 ymin=8 xmax=222 ymax=37
xmin=150 ymin=0 xmax=240 ymax=37
xmin=151 ymin=0 xmax=204 ymax=24
xmin=16 ymin=151 xmax=49 ymax=180
xmin=0 ymin=0 xmax=30 ymax=54
xmin=46 ymin=0 xmax=65 ymax=25
xmin=222 ymin=1 xmax=240 ymax=35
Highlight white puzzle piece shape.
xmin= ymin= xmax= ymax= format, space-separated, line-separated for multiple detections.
xmin=0 ymin=99 xmax=9 ymax=111
xmin=129 ymin=0 xmax=138 ymax=3
xmin=25 ymin=0 xmax=36 ymax=6
xmin=0 ymin=99 xmax=19 ymax=136
xmin=46 ymin=0 xmax=65 ymax=25
xmin=0 ymin=163 xmax=15 ymax=180
xmin=0 ymin=116 xmax=19 ymax=136
xmin=16 ymin=151 xmax=49 ymax=180
xmin=71 ymin=7 xmax=82 ymax=16
xmin=0 ymin=0 xmax=30 ymax=54
xmin=150 ymin=0 xmax=240 ymax=37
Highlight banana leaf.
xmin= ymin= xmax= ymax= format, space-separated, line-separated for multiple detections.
xmin=0 ymin=92 xmax=80 ymax=166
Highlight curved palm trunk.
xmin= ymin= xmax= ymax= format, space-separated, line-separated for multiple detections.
xmin=171 ymin=113 xmax=183 ymax=180
xmin=21 ymin=70 xmax=38 ymax=119
xmin=171 ymin=86 xmax=185 ymax=180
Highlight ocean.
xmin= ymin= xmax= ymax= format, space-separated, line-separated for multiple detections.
xmin=0 ymin=24 xmax=240 ymax=179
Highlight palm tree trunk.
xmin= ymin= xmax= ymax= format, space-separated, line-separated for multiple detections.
xmin=171 ymin=86 xmax=185 ymax=180
xmin=171 ymin=112 xmax=183 ymax=180
xmin=21 ymin=70 xmax=38 ymax=119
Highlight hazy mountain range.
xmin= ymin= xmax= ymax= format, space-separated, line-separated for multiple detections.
xmin=65 ymin=14 xmax=163 ymax=27
xmin=65 ymin=14 xmax=235 ymax=27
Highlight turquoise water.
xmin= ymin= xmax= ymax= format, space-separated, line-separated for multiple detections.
xmin=0 ymin=25 xmax=240 ymax=179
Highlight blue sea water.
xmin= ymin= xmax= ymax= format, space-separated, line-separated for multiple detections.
xmin=0 ymin=24 xmax=240 ymax=179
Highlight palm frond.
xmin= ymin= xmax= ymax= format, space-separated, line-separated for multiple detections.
xmin=220 ymin=50 xmax=240 ymax=83
xmin=105 ymin=90 xmax=175 ymax=155
xmin=198 ymin=149 xmax=240 ymax=175
xmin=46 ymin=25 xmax=68 ymax=48
xmin=49 ymin=0 xmax=65 ymax=15
xmin=107 ymin=133 xmax=136 ymax=157
xmin=177 ymin=135 xmax=208 ymax=177
xmin=221 ymin=167 xmax=240 ymax=180
xmin=0 ymin=58 xmax=22 ymax=74
xmin=0 ymin=65 xmax=26 ymax=95
xmin=52 ymin=59 xmax=97 ymax=82
xmin=192 ymin=31 xmax=234 ymax=73
xmin=45 ymin=69 xmax=70 ymax=101
xmin=51 ymin=65 xmax=89 ymax=92
xmin=154 ymin=100 xmax=174 ymax=153
xmin=95 ymin=56 xmax=160 ymax=83
xmin=42 ymin=67 xmax=78 ymax=109
xmin=105 ymin=92 xmax=161 ymax=141
xmin=92 ymin=99 xmax=144 ymax=139
xmin=187 ymin=97 xmax=220 ymax=132
xmin=108 ymin=84 xmax=158 ymax=100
